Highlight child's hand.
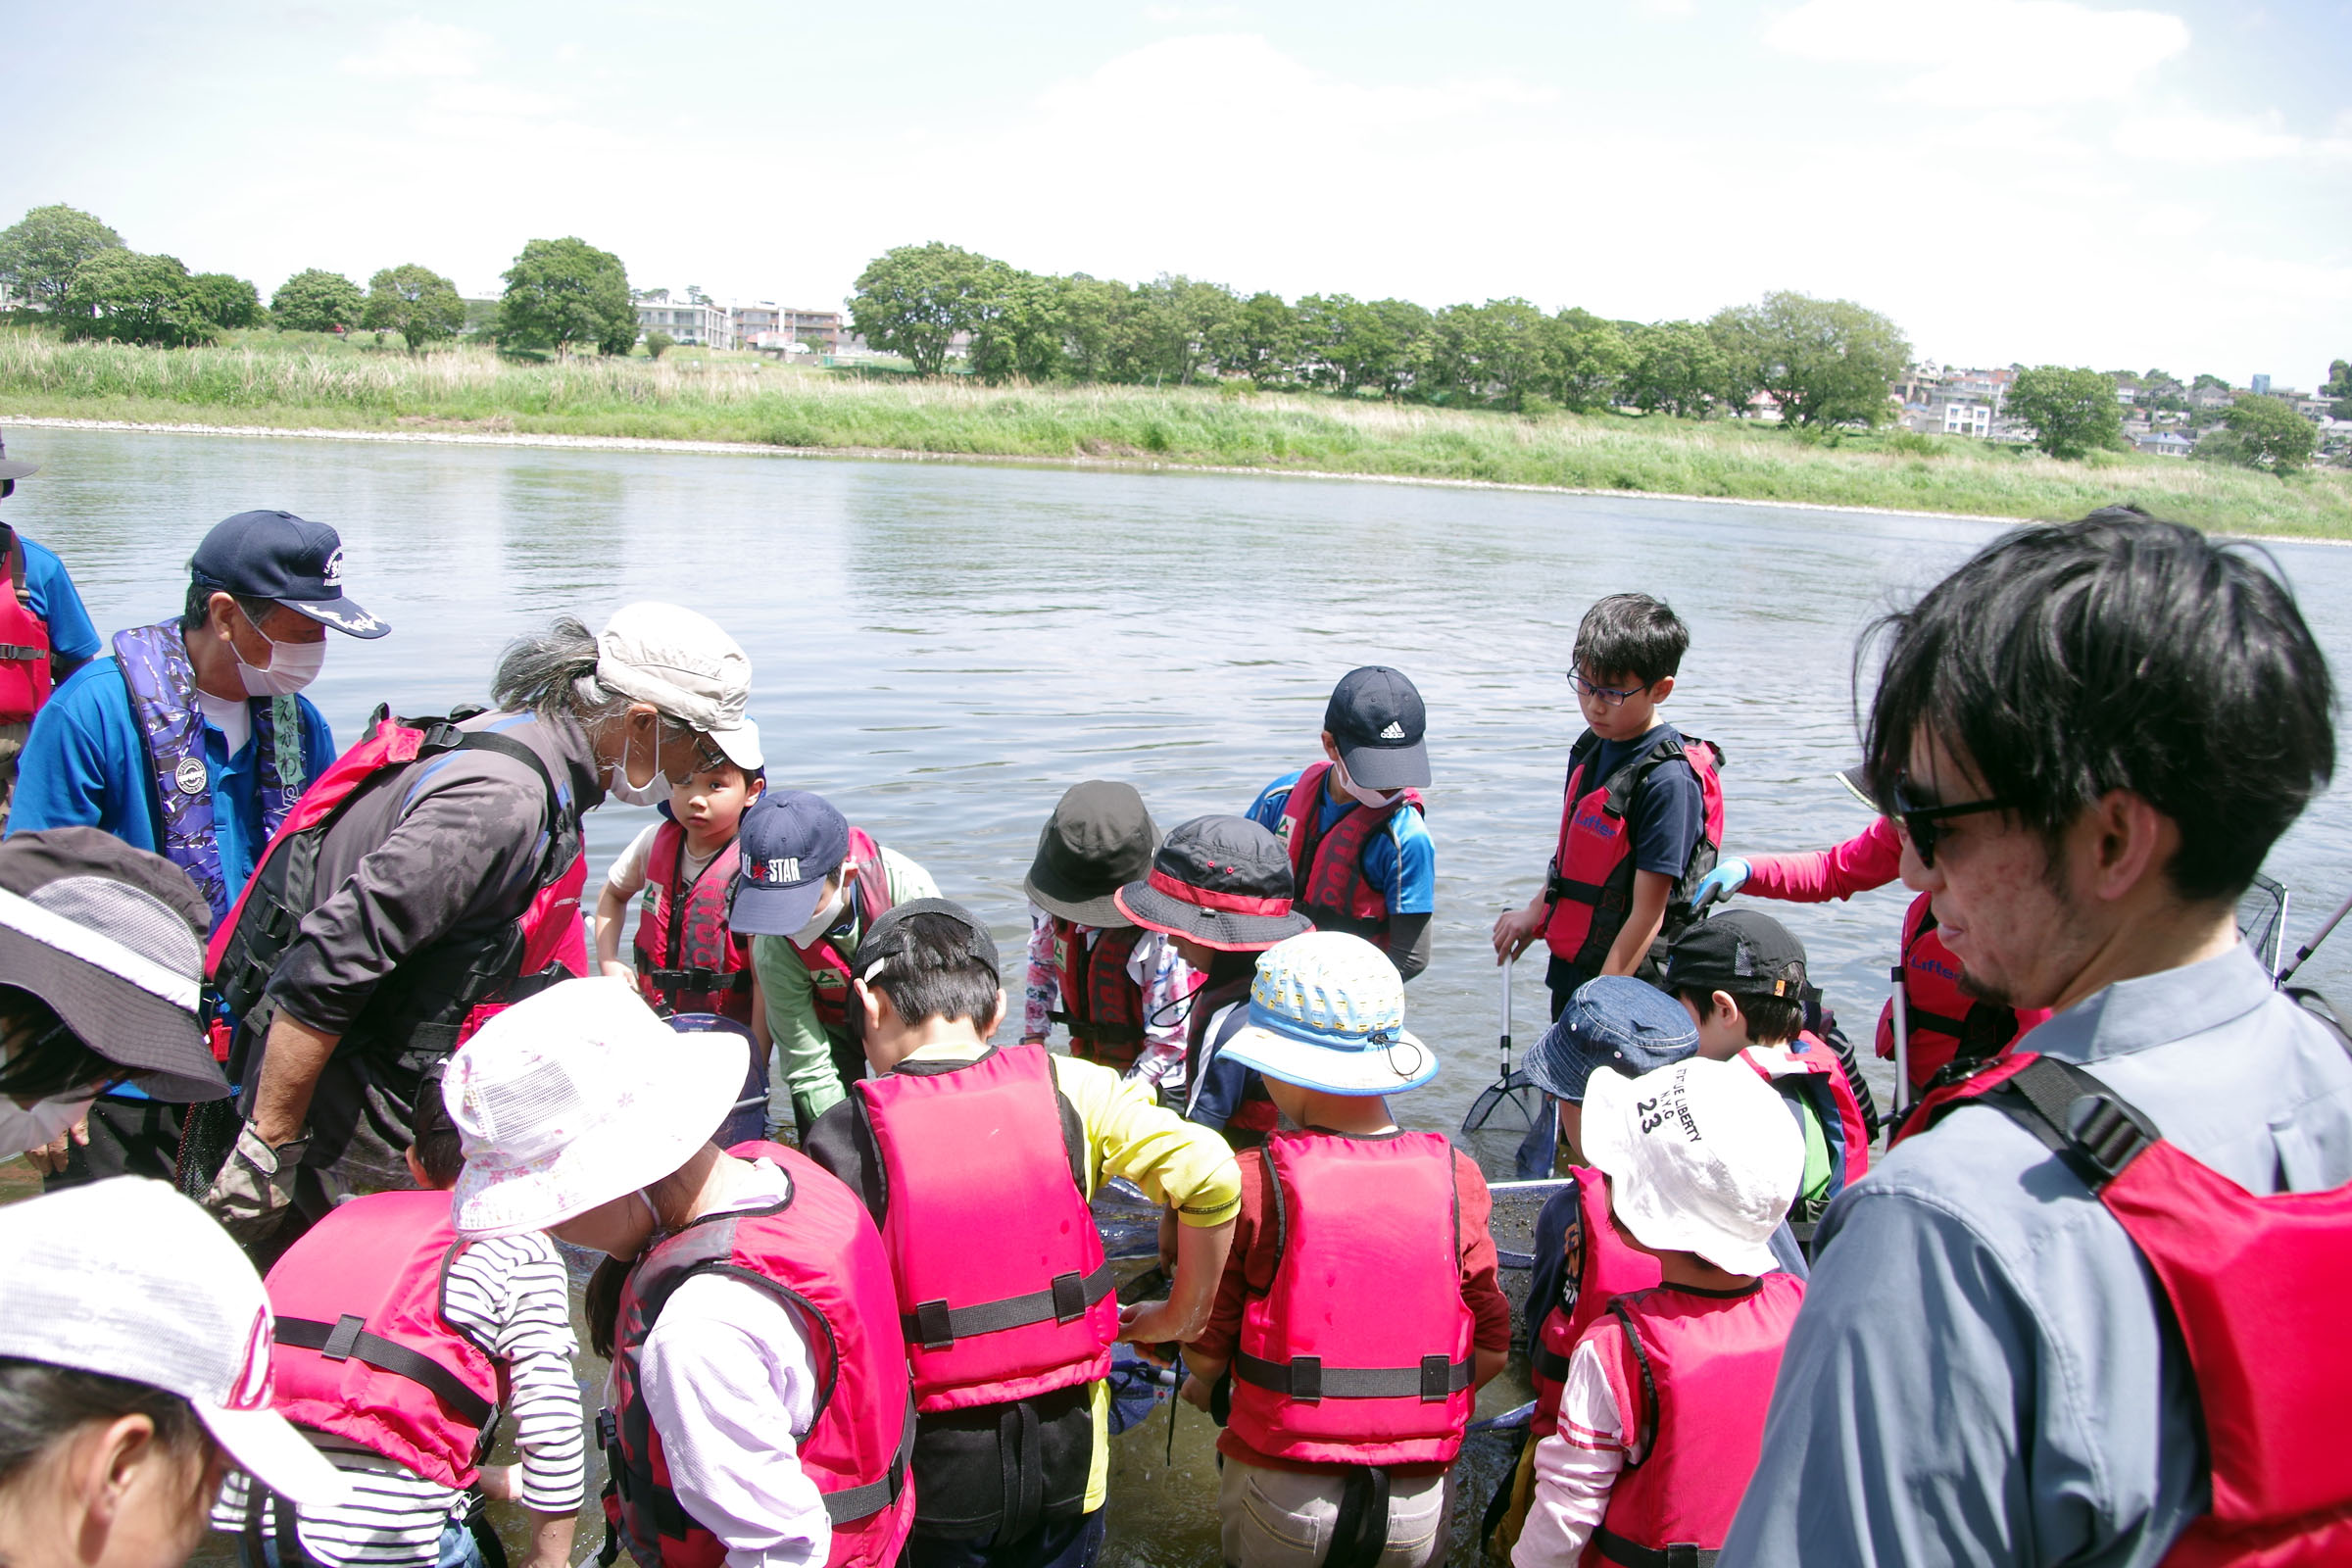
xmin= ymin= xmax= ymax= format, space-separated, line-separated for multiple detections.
xmin=1118 ymin=1298 xmax=1190 ymax=1348
xmin=474 ymin=1464 xmax=521 ymax=1502
xmin=601 ymin=959 xmax=637 ymax=985
xmin=1493 ymin=906 xmax=1544 ymax=960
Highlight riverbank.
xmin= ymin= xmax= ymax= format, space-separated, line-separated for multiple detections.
xmin=7 ymin=332 xmax=2348 ymax=537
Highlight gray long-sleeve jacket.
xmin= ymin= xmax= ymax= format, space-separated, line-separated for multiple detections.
xmin=1721 ymin=944 xmax=2352 ymax=1567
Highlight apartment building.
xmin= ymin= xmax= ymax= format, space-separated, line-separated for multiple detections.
xmin=635 ymin=289 xmax=731 ymax=347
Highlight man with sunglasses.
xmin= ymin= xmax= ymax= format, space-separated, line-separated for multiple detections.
xmin=1722 ymin=509 xmax=2352 ymax=1566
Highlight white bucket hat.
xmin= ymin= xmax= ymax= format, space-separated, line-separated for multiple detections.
xmin=445 ymin=977 xmax=748 ymax=1240
xmin=1216 ymin=931 xmax=1439 ymax=1097
xmin=1582 ymin=1055 xmax=1803 ymax=1277
xmin=0 ymin=1178 xmax=347 ymax=1508
xmin=594 ymin=601 xmax=762 ymax=771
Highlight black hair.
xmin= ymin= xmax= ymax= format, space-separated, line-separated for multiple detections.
xmin=1678 ymin=987 xmax=1804 ymax=1047
xmin=1574 ymin=594 xmax=1690 ymax=686
xmin=409 ymin=1072 xmax=463 ymax=1190
xmin=865 ymin=911 xmax=1002 ymax=1028
xmin=585 ymin=1257 xmax=630 ymax=1361
xmin=0 ymin=989 xmax=114 ymax=1101
xmin=1862 ymin=508 xmax=2334 ymax=904
xmin=178 ymin=579 xmax=280 ymax=638
xmin=0 ymin=1358 xmax=213 ymax=1493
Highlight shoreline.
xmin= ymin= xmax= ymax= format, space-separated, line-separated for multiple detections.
xmin=0 ymin=413 xmax=2044 ymax=531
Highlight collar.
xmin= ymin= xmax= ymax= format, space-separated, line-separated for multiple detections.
xmin=2027 ymin=942 xmax=2274 ymax=1066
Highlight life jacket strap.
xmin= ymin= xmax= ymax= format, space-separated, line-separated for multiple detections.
xmin=1592 ymin=1526 xmax=1719 ymax=1568
xmin=1528 ymin=1339 xmax=1572 ymax=1384
xmin=904 ymin=1260 xmax=1117 ymax=1350
xmin=1985 ymin=1056 xmax=2159 ymax=1189
xmin=1047 ymin=1008 xmax=1146 ymax=1047
xmin=274 ymin=1315 xmax=496 ymax=1430
xmin=0 ymin=643 xmax=40 ymax=662
xmin=1232 ymin=1350 xmax=1473 ymax=1403
xmin=1544 ymin=864 xmax=1613 ymax=906
xmin=641 ymin=964 xmax=753 ymax=995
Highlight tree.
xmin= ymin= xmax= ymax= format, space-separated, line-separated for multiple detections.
xmin=0 ymin=205 xmax=124 ymax=305
xmin=1544 ymin=308 xmax=1632 ymax=413
xmin=2219 ymin=395 xmax=2318 ymax=472
xmin=498 ymin=237 xmax=635 ymax=356
xmin=59 ymin=251 xmax=216 ymax=347
xmin=189 ymin=273 xmax=263 ymax=330
xmin=271 ymin=270 xmax=365 ymax=333
xmin=2190 ymin=372 xmax=2230 ymax=393
xmin=1216 ymin=291 xmax=1303 ymax=386
xmin=2324 ymin=359 xmax=2352 ymax=420
xmin=1298 ymin=294 xmax=1428 ymax=398
xmin=847 ymin=242 xmax=1007 ymax=376
xmin=1623 ymin=319 xmax=1742 ymax=418
xmin=362 ymin=264 xmax=466 ymax=351
xmin=643 ymin=330 xmax=675 ymax=360
xmin=1709 ymin=291 xmax=1911 ymax=427
xmin=967 ymin=268 xmax=1072 ymax=384
xmin=2007 ymin=366 xmax=2125 ymax=460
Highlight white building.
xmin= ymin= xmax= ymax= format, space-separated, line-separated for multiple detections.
xmin=2135 ymin=431 xmax=2195 ymax=458
xmin=635 ymin=289 xmax=731 ymax=348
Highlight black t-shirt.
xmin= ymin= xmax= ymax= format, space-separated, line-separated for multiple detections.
xmin=1578 ymin=723 xmax=1704 ymax=880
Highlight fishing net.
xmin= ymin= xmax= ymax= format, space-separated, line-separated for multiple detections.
xmin=2236 ymin=873 xmax=2288 ymax=979
xmin=173 ymin=1097 xmax=239 ymax=1199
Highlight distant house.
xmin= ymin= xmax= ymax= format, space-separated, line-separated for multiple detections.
xmin=2252 ymin=374 xmax=2273 ymax=396
xmin=2135 ymin=431 xmax=2195 ymax=458
xmin=635 ymin=289 xmax=731 ymax=348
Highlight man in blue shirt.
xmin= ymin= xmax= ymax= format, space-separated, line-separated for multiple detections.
xmin=1248 ymin=664 xmax=1437 ymax=981
xmin=12 ymin=509 xmax=387 ymax=1186
xmin=0 ymin=430 xmax=103 ymax=826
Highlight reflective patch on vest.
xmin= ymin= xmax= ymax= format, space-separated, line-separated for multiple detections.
xmin=173 ymin=755 xmax=207 ymax=796
xmin=811 ymin=970 xmax=847 ymax=990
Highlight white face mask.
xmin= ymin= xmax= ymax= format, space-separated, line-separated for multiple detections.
xmin=1335 ymin=760 xmax=1405 ymax=810
xmin=0 ymin=1093 xmax=94 ymax=1162
xmin=792 ymin=879 xmax=849 ymax=945
xmin=234 ymin=610 xmax=327 ymax=698
xmin=603 ymin=725 xmax=674 ymax=808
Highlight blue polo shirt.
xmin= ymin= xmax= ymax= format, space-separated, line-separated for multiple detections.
xmin=9 ymin=529 xmax=101 ymax=663
xmin=9 ymin=655 xmax=336 ymax=913
xmin=1246 ymin=768 xmax=1436 ymax=915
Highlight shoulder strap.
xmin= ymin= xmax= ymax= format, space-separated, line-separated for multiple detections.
xmin=1605 ymin=1297 xmax=1662 ymax=1467
xmin=2287 ymin=988 xmax=2352 ymax=1063
xmin=451 ymin=727 xmax=576 ymax=882
xmin=0 ymin=524 xmax=25 ymax=611
xmin=1976 ymin=1054 xmax=2160 ymax=1191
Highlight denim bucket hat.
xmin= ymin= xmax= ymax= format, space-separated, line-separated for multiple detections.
xmin=1523 ymin=975 xmax=1698 ymax=1104
xmin=1216 ymin=931 xmax=1438 ymax=1097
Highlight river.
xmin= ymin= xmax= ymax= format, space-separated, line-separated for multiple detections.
xmin=10 ymin=423 xmax=2352 ymax=1566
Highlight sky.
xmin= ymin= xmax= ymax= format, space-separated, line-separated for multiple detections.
xmin=3 ymin=0 xmax=2347 ymax=386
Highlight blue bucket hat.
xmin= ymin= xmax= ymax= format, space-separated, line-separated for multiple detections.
xmin=1217 ymin=931 xmax=1438 ymax=1097
xmin=1523 ymin=976 xmax=1698 ymax=1104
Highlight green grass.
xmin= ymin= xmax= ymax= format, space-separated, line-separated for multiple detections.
xmin=5 ymin=331 xmax=2348 ymax=537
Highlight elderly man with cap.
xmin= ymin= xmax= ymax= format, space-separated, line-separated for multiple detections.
xmin=0 ymin=827 xmax=231 ymax=1179
xmin=1020 ymin=780 xmax=1198 ymax=1087
xmin=198 ymin=603 xmax=761 ymax=1250
xmin=0 ymin=429 xmax=104 ymax=826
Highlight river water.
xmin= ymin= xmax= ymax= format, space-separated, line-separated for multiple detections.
xmin=10 ymin=423 xmax=2351 ymax=1565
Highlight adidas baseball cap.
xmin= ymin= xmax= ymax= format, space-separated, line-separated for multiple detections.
xmin=189 ymin=510 xmax=387 ymax=639
xmin=1324 ymin=666 xmax=1429 ymax=791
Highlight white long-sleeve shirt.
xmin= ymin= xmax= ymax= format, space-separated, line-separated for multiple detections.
xmin=1512 ymin=1337 xmax=1628 ymax=1568
xmin=636 ymin=1161 xmax=828 ymax=1568
xmin=1021 ymin=906 xmax=1198 ymax=1090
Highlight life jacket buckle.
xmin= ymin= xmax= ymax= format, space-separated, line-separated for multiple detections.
xmin=1418 ymin=1355 xmax=1451 ymax=1402
xmin=320 ymin=1313 xmax=366 ymax=1362
xmin=914 ymin=1299 xmax=956 ymax=1350
xmin=595 ymin=1409 xmax=617 ymax=1452
xmin=1291 ymin=1355 xmax=1323 ymax=1402
xmin=2068 ymin=1095 xmax=2152 ymax=1182
xmin=1050 ymin=1271 xmax=1088 ymax=1325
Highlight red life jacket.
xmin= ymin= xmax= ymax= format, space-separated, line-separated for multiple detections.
xmin=855 ymin=1045 xmax=1117 ymax=1413
xmin=792 ymin=828 xmax=894 ymax=1041
xmin=1228 ymin=1131 xmax=1476 ymax=1467
xmin=209 ymin=708 xmax=587 ymax=1068
xmin=1049 ymin=918 xmax=1148 ymax=1069
xmin=632 ymin=819 xmax=753 ymax=1025
xmin=1275 ymin=761 xmax=1426 ymax=951
xmin=1528 ymin=1168 xmax=1662 ymax=1442
xmin=1544 ymin=729 xmax=1725 ymax=971
xmin=0 ymin=524 xmax=53 ymax=726
xmin=1891 ymin=1051 xmax=2352 ymax=1567
xmin=1742 ymin=1034 xmax=1871 ymax=1225
xmin=1583 ymin=1274 xmax=1806 ymax=1568
xmin=605 ymin=1142 xmax=916 ymax=1568
xmin=1873 ymin=894 xmax=2049 ymax=1093
xmin=263 ymin=1189 xmax=502 ymax=1491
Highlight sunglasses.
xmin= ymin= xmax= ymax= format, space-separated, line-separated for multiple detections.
xmin=1889 ymin=780 xmax=2014 ymax=867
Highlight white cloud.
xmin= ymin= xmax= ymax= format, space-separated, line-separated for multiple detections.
xmin=1765 ymin=0 xmax=2189 ymax=106
xmin=1639 ymin=0 xmax=1696 ymax=16
xmin=338 ymin=18 xmax=491 ymax=80
xmin=2114 ymin=109 xmax=2309 ymax=163
xmin=1142 ymin=3 xmax=1242 ymax=21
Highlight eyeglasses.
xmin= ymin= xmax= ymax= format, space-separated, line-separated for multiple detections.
xmin=1567 ymin=671 xmax=1652 ymax=708
xmin=1890 ymin=780 xmax=2014 ymax=867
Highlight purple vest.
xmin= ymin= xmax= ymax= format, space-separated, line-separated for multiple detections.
xmin=112 ymin=622 xmax=307 ymax=925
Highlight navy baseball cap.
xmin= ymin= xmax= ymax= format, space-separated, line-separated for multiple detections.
xmin=729 ymin=790 xmax=852 ymax=936
xmin=188 ymin=511 xmax=387 ymax=639
xmin=1325 ymin=666 xmax=1429 ymax=791
xmin=1523 ymin=976 xmax=1698 ymax=1103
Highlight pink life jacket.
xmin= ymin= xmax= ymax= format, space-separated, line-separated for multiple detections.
xmin=1583 ymin=1273 xmax=1806 ymax=1568
xmin=1892 ymin=1051 xmax=2352 ymax=1566
xmin=1873 ymin=893 xmax=2049 ymax=1093
xmin=0 ymin=525 xmax=54 ymax=727
xmin=1742 ymin=1035 xmax=1872 ymax=1227
xmin=1228 ymin=1131 xmax=1476 ymax=1467
xmin=1528 ymin=1168 xmax=1662 ymax=1442
xmin=632 ymin=818 xmax=753 ymax=1025
xmin=1544 ymin=730 xmax=1725 ymax=972
xmin=263 ymin=1189 xmax=501 ymax=1491
xmin=791 ymin=827 xmax=894 ymax=1041
xmin=855 ymin=1045 xmax=1118 ymax=1413
xmin=605 ymin=1142 xmax=916 ymax=1568
xmin=1049 ymin=918 xmax=1148 ymax=1069
xmin=1275 ymin=761 xmax=1426 ymax=951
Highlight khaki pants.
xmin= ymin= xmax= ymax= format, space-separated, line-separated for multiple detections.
xmin=0 ymin=721 xmax=25 ymax=832
xmin=1218 ymin=1458 xmax=1454 ymax=1568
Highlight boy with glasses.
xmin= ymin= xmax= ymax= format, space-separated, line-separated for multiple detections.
xmin=1493 ymin=594 xmax=1722 ymax=1171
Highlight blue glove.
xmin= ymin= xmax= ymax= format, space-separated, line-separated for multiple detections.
xmin=1690 ymin=857 xmax=1751 ymax=909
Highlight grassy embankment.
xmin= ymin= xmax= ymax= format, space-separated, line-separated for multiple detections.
xmin=4 ymin=330 xmax=2348 ymax=538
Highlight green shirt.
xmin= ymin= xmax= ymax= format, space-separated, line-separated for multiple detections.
xmin=747 ymin=843 xmax=938 ymax=1125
